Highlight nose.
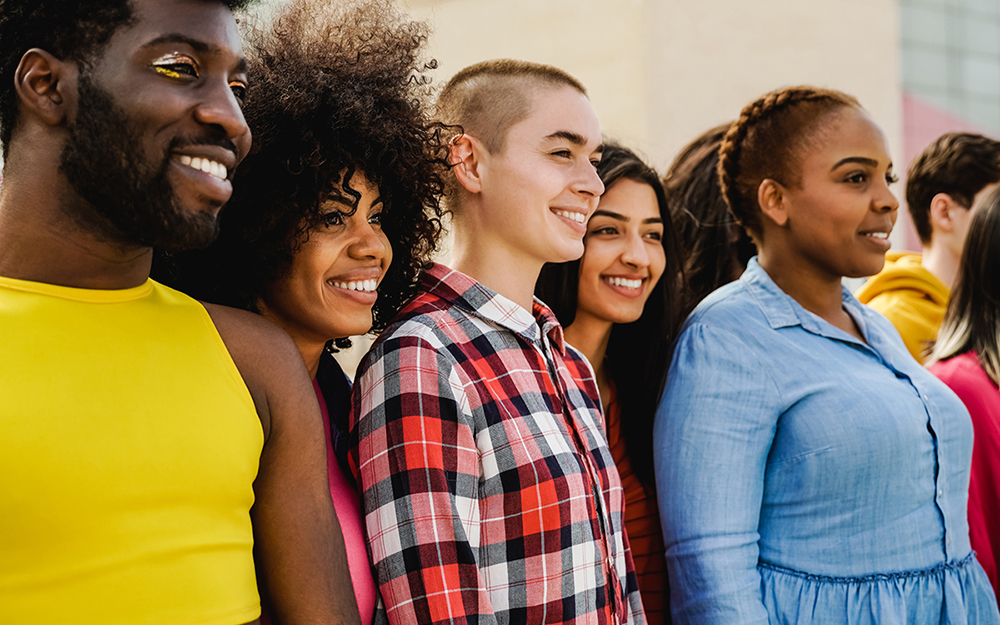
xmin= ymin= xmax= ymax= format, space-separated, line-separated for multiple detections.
xmin=876 ymin=175 xmax=900 ymax=213
xmin=194 ymin=80 xmax=251 ymax=156
xmin=620 ymin=231 xmax=651 ymax=268
xmin=573 ymin=161 xmax=605 ymax=199
xmin=348 ymin=219 xmax=388 ymax=261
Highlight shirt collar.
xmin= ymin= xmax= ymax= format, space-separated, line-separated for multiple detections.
xmin=740 ymin=257 xmax=875 ymax=345
xmin=419 ymin=263 xmax=566 ymax=353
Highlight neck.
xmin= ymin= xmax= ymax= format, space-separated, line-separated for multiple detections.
xmin=297 ymin=339 xmax=324 ymax=380
xmin=256 ymin=300 xmax=325 ymax=379
xmin=758 ymin=249 xmax=845 ymax=322
xmin=0 ymin=156 xmax=152 ymax=289
xmin=920 ymin=243 xmax=959 ymax=291
xmin=450 ymin=221 xmax=543 ymax=312
xmin=564 ymin=313 xmax=613 ymax=404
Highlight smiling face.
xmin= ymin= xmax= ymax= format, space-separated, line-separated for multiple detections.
xmin=59 ymin=0 xmax=250 ymax=251
xmin=260 ymin=171 xmax=392 ymax=347
xmin=774 ymin=106 xmax=899 ymax=280
xmin=573 ymin=178 xmax=666 ymax=328
xmin=476 ymin=84 xmax=604 ymax=268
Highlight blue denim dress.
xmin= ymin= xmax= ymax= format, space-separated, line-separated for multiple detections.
xmin=654 ymin=259 xmax=999 ymax=624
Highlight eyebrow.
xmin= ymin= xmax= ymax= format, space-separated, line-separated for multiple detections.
xmin=327 ymin=194 xmax=385 ymax=208
xmin=591 ymin=209 xmax=662 ymax=225
xmin=545 ymin=131 xmax=603 ymax=152
xmin=831 ymin=156 xmax=880 ymax=170
xmin=142 ymin=34 xmax=248 ymax=74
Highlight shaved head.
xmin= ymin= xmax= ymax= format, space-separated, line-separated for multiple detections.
xmin=436 ymin=59 xmax=587 ymax=155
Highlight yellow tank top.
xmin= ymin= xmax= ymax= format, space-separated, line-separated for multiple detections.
xmin=0 ymin=277 xmax=263 ymax=625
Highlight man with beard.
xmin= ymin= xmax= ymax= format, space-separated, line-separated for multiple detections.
xmin=0 ymin=1 xmax=360 ymax=624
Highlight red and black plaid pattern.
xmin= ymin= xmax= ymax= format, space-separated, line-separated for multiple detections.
xmin=350 ymin=263 xmax=645 ymax=625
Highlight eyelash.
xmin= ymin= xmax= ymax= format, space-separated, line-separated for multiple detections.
xmin=322 ymin=209 xmax=383 ymax=227
xmin=846 ymin=172 xmax=899 ymax=185
xmin=152 ymin=58 xmax=247 ymax=104
xmin=229 ymin=82 xmax=247 ymax=103
xmin=589 ymin=226 xmax=662 ymax=241
xmin=323 ymin=211 xmax=345 ymax=227
xmin=152 ymin=58 xmax=199 ymax=79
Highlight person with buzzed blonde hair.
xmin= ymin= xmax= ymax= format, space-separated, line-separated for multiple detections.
xmin=349 ymin=59 xmax=646 ymax=625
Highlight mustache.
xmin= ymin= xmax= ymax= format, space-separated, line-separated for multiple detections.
xmin=169 ymin=134 xmax=239 ymax=160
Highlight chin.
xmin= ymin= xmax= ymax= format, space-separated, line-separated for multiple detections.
xmin=550 ymin=243 xmax=586 ymax=264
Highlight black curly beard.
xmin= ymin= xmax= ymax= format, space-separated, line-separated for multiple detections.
xmin=58 ymin=73 xmax=221 ymax=252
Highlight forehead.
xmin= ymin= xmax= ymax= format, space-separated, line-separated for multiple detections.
xmin=805 ymin=107 xmax=890 ymax=167
xmin=597 ymin=179 xmax=661 ymax=220
xmin=95 ymin=0 xmax=243 ymax=65
xmin=505 ymin=85 xmax=601 ymax=149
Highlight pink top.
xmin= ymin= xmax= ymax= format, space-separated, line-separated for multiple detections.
xmin=314 ymin=380 xmax=377 ymax=625
xmin=930 ymin=351 xmax=1000 ymax=601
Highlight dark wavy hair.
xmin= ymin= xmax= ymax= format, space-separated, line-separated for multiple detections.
xmin=664 ymin=123 xmax=755 ymax=311
xmin=0 ymin=0 xmax=251 ymax=160
xmin=535 ymin=143 xmax=684 ymax=487
xmin=156 ymin=0 xmax=447 ymax=344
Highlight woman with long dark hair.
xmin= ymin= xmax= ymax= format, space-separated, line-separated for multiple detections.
xmin=929 ymin=186 xmax=1000 ymax=601
xmin=663 ymin=123 xmax=755 ymax=311
xmin=655 ymin=86 xmax=998 ymax=624
xmin=535 ymin=143 xmax=684 ymax=625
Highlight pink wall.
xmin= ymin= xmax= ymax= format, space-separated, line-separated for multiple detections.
xmin=897 ymin=92 xmax=988 ymax=251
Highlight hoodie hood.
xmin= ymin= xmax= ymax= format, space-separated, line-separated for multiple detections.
xmin=856 ymin=251 xmax=950 ymax=307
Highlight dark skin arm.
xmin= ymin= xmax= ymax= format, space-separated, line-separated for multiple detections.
xmin=205 ymin=302 xmax=361 ymax=625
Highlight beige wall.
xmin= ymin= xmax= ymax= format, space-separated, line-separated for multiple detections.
xmin=261 ymin=0 xmax=905 ymax=374
xmin=403 ymin=0 xmax=903 ymax=179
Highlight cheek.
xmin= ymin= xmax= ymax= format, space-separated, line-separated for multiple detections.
xmin=379 ymin=232 xmax=393 ymax=271
xmin=577 ymin=247 xmax=609 ymax=285
xmin=649 ymin=248 xmax=668 ymax=285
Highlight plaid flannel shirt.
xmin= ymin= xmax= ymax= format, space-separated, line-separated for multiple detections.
xmin=350 ymin=263 xmax=645 ymax=625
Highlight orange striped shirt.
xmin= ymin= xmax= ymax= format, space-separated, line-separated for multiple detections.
xmin=607 ymin=391 xmax=668 ymax=625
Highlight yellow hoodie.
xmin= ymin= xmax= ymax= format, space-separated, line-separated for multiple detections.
xmin=856 ymin=251 xmax=950 ymax=362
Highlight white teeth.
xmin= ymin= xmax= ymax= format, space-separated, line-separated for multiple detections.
xmin=605 ymin=276 xmax=642 ymax=289
xmin=864 ymin=232 xmax=889 ymax=239
xmin=174 ymin=155 xmax=228 ymax=180
xmin=329 ymin=279 xmax=378 ymax=292
xmin=553 ymin=209 xmax=587 ymax=224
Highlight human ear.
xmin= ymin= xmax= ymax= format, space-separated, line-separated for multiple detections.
xmin=449 ymin=133 xmax=483 ymax=195
xmin=14 ymin=48 xmax=75 ymax=128
xmin=757 ymin=178 xmax=789 ymax=228
xmin=928 ymin=193 xmax=959 ymax=234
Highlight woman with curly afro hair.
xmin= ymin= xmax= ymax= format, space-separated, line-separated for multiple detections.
xmin=155 ymin=0 xmax=447 ymax=621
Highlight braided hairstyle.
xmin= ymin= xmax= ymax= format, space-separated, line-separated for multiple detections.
xmin=717 ymin=86 xmax=860 ymax=240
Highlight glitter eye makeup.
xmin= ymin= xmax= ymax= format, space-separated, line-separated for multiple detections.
xmin=150 ymin=53 xmax=199 ymax=79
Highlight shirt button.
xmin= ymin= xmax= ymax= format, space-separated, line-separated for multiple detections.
xmin=938 ymin=489 xmax=944 ymax=497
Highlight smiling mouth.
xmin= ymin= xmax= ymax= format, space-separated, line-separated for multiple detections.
xmin=329 ymin=279 xmax=378 ymax=292
xmin=860 ymin=231 xmax=889 ymax=239
xmin=552 ymin=209 xmax=587 ymax=224
xmin=604 ymin=276 xmax=643 ymax=289
xmin=173 ymin=155 xmax=228 ymax=181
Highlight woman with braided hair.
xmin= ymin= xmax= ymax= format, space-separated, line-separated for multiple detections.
xmin=653 ymin=86 xmax=999 ymax=624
